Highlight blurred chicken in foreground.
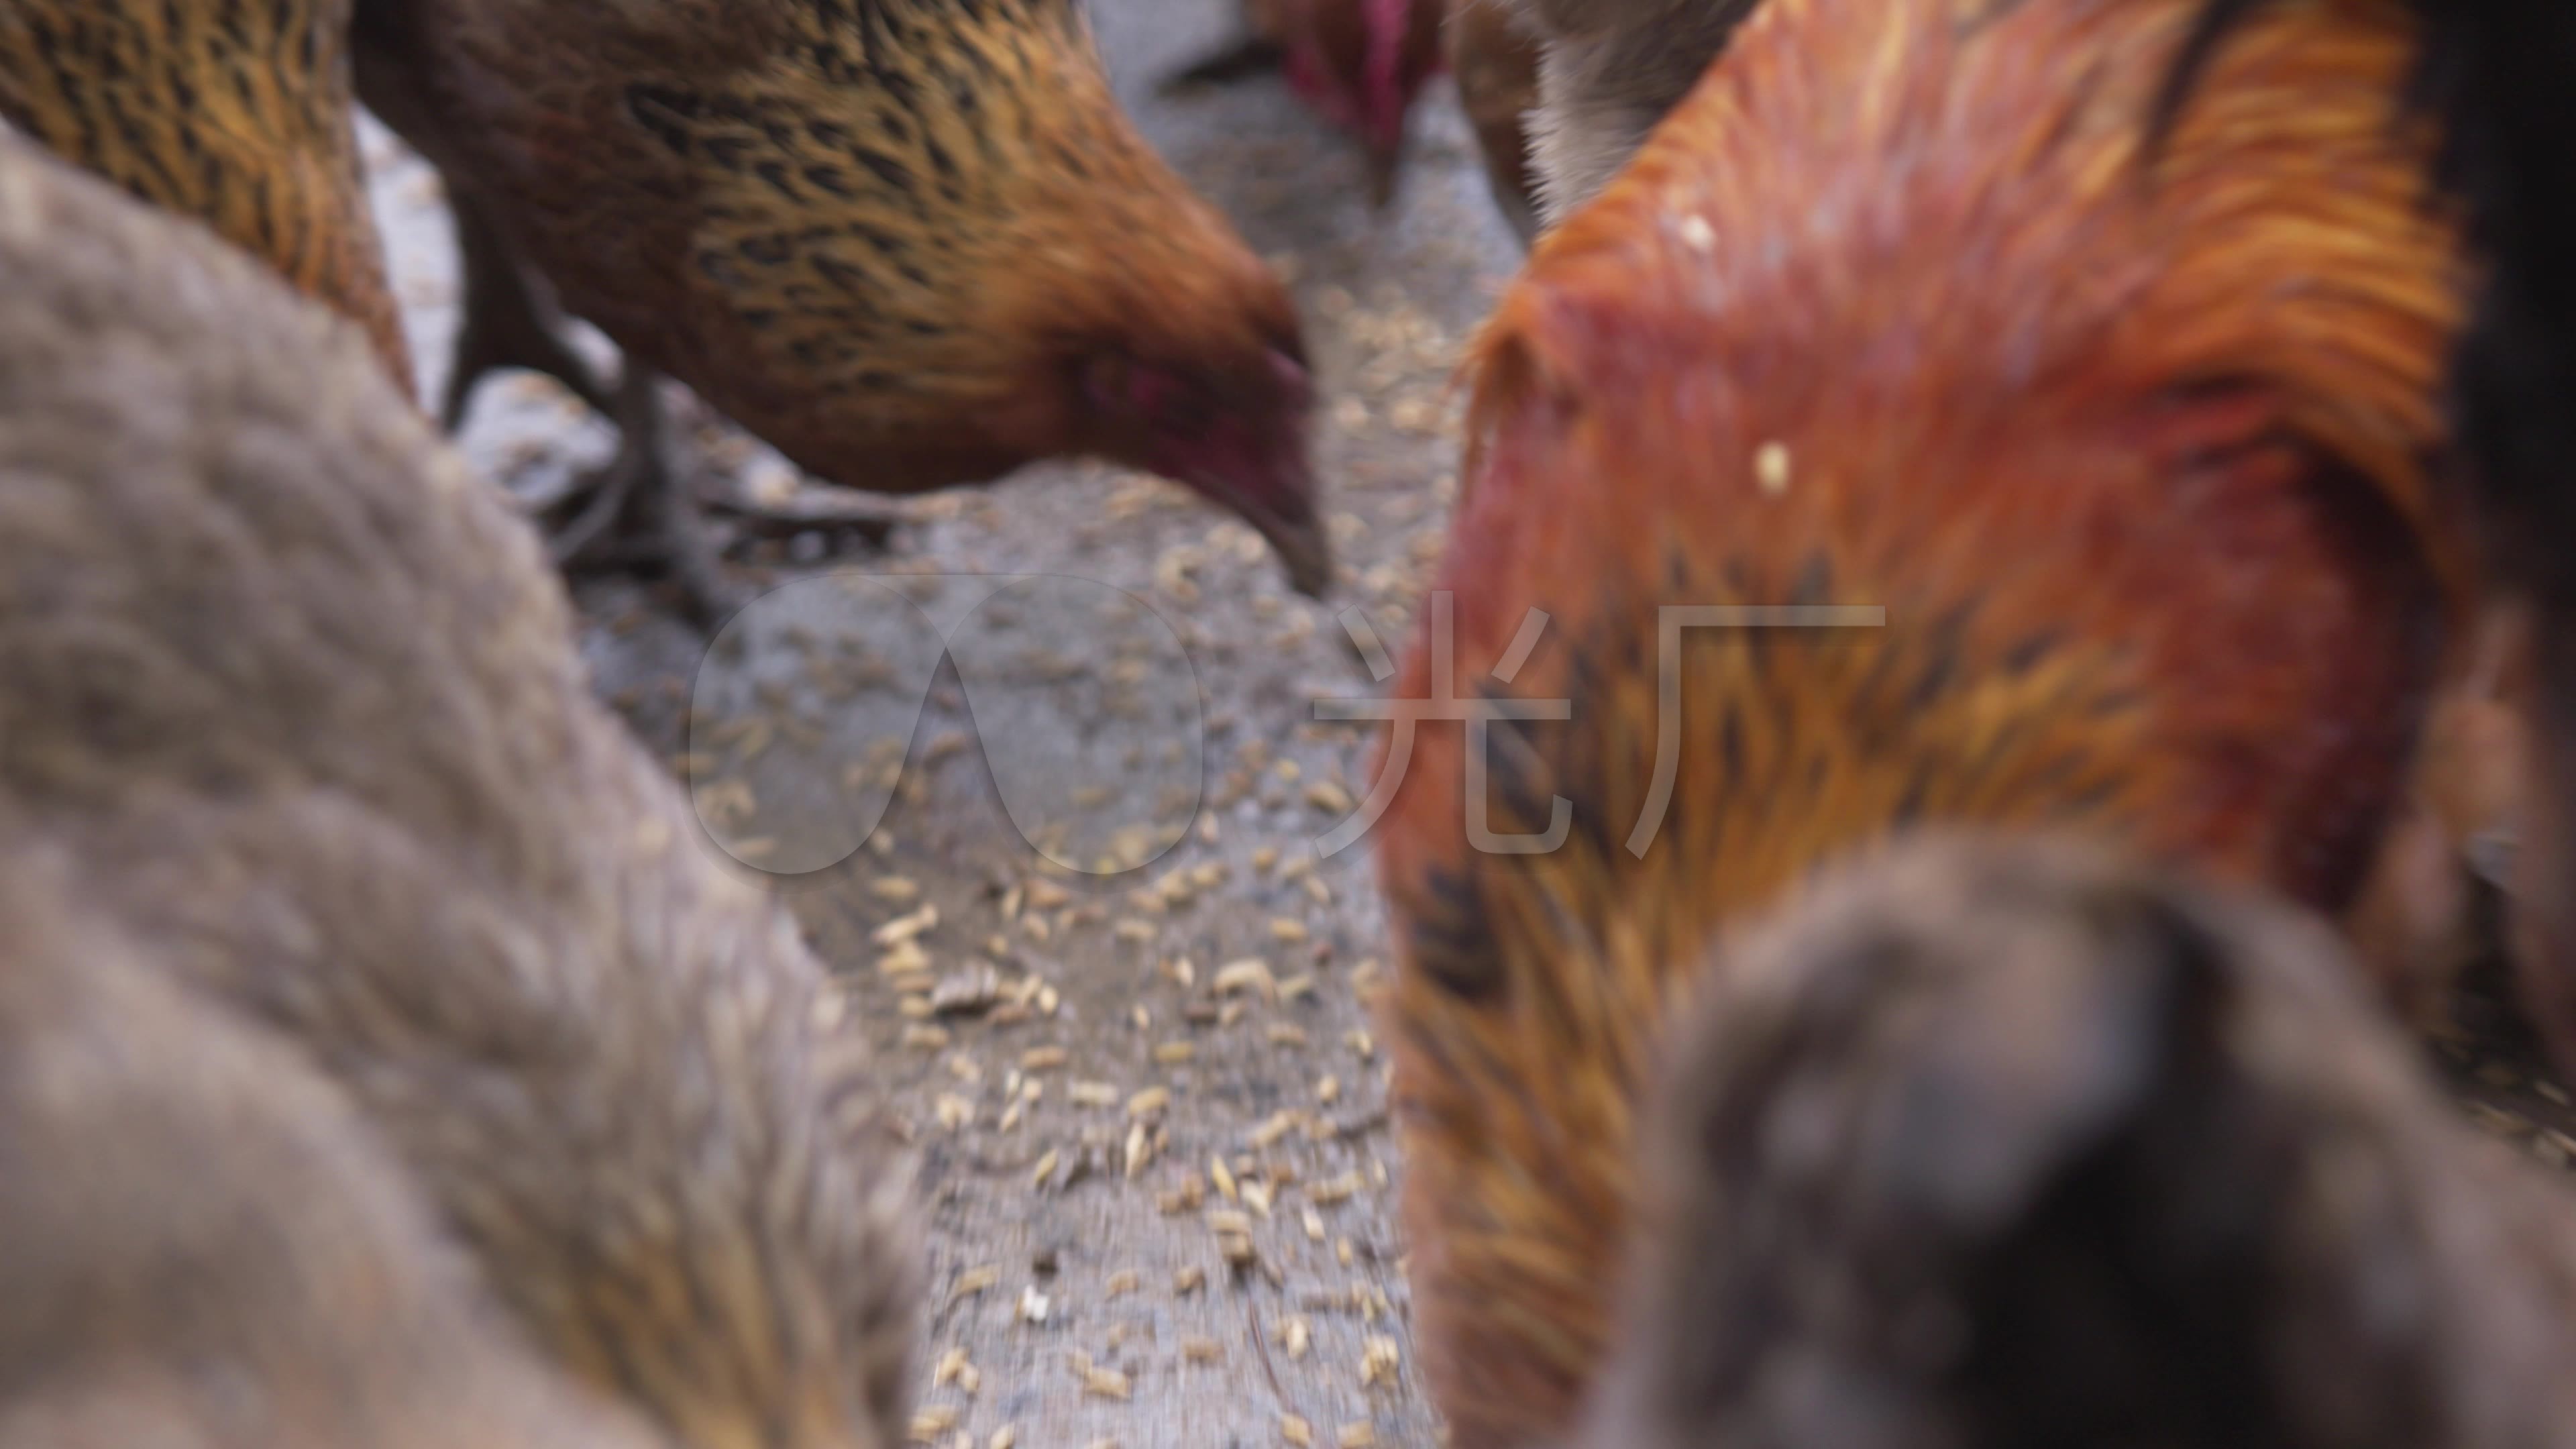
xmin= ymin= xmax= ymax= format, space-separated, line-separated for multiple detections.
xmin=1374 ymin=0 xmax=2469 ymax=1439
xmin=0 ymin=847 xmax=658 ymax=1449
xmin=1570 ymin=836 xmax=2576 ymax=1449
xmin=357 ymin=0 xmax=1331 ymax=618
xmin=2161 ymin=0 xmax=2576 ymax=1079
xmin=1164 ymin=0 xmax=1446 ymax=206
xmin=0 ymin=133 xmax=916 ymax=1449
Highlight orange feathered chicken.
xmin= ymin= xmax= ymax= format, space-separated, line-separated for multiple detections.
xmin=1371 ymin=0 xmax=2469 ymax=1442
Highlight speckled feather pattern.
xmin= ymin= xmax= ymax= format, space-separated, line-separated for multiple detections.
xmin=0 ymin=0 xmax=412 ymax=391
xmin=362 ymin=0 xmax=1305 ymax=494
xmin=0 ymin=138 xmax=917 ymax=1449
xmin=1373 ymin=0 xmax=2468 ymax=1441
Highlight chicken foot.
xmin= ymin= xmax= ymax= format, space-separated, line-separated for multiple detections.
xmin=545 ymin=368 xmax=743 ymax=628
xmin=538 ymin=368 xmax=908 ymax=628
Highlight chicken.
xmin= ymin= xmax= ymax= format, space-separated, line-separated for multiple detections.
xmin=0 ymin=134 xmax=917 ymax=1449
xmin=1495 ymin=0 xmax=1760 ymax=225
xmin=1569 ymin=834 xmax=2576 ymax=1449
xmin=1448 ymin=0 xmax=1544 ymax=245
xmin=0 ymin=0 xmax=412 ymax=392
xmin=434 ymin=182 xmax=619 ymax=434
xmin=1163 ymin=0 xmax=1446 ymax=206
xmin=0 ymin=843 xmax=659 ymax=1449
xmin=352 ymin=0 xmax=1331 ymax=619
xmin=1371 ymin=0 xmax=2470 ymax=1440
xmin=2160 ymin=0 xmax=2576 ymax=1079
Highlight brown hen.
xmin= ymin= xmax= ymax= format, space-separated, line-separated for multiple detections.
xmin=355 ymin=0 xmax=1331 ymax=614
xmin=1370 ymin=0 xmax=2471 ymax=1441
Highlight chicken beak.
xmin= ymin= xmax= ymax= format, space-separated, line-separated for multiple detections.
xmin=1159 ymin=349 xmax=1335 ymax=598
xmin=1173 ymin=431 xmax=1335 ymax=598
xmin=1250 ymin=484 xmax=1337 ymax=598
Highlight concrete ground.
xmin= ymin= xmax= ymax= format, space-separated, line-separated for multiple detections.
xmin=364 ymin=3 xmax=1518 ymax=1446
xmin=356 ymin=3 xmax=2576 ymax=1444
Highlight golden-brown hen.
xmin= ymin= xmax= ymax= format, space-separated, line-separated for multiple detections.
xmin=355 ymin=0 xmax=1330 ymax=612
xmin=1370 ymin=0 xmax=2470 ymax=1440
xmin=0 ymin=134 xmax=916 ymax=1449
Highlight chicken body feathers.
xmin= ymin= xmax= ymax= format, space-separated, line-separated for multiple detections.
xmin=0 ymin=133 xmax=917 ymax=1449
xmin=1382 ymin=0 xmax=2467 ymax=1440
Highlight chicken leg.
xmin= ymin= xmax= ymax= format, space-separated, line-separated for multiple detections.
xmin=544 ymin=367 xmax=741 ymax=627
xmin=540 ymin=368 xmax=910 ymax=627
xmin=439 ymin=184 xmax=615 ymax=432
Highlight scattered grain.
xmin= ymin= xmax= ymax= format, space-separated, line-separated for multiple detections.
xmin=875 ymin=904 xmax=940 ymax=946
xmin=1216 ymin=959 xmax=1277 ymax=1000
